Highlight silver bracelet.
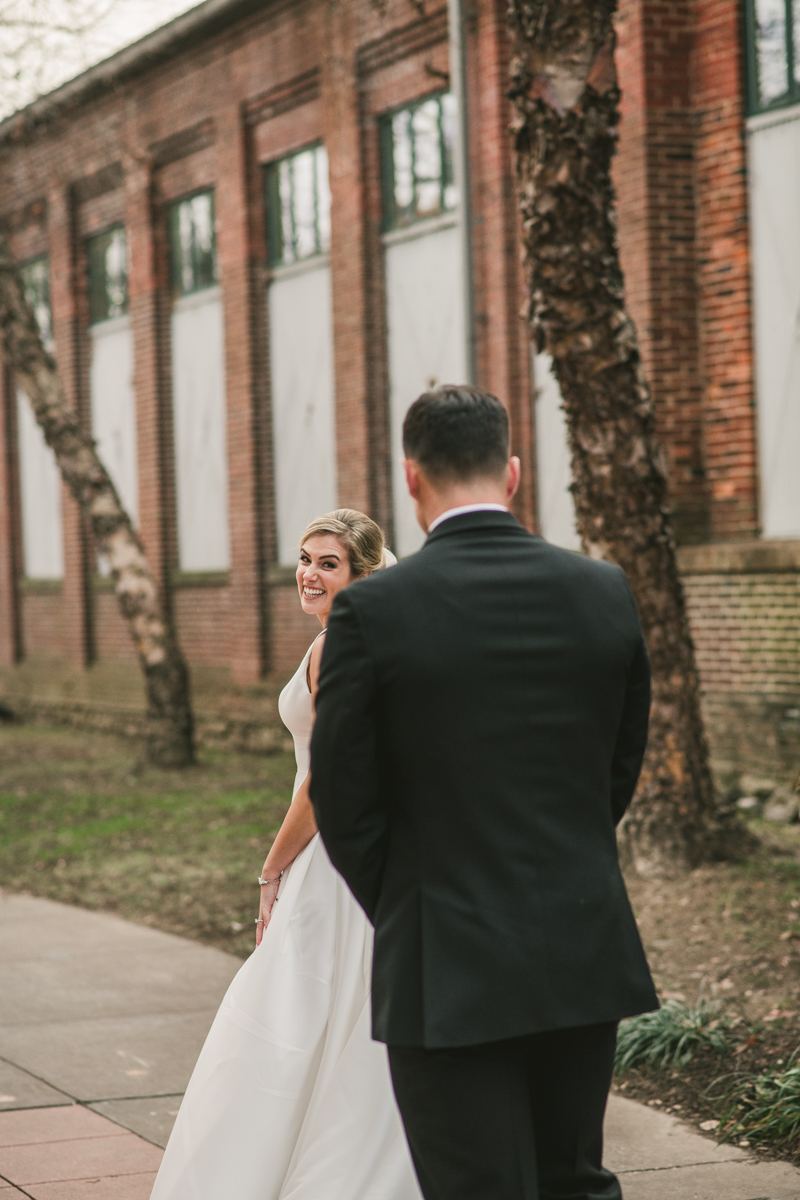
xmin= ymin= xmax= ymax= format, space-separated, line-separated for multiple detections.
xmin=258 ymin=871 xmax=283 ymax=887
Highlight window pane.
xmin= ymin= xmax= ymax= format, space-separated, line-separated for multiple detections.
xmin=278 ymin=159 xmax=294 ymax=264
xmin=170 ymin=191 xmax=217 ymax=296
xmin=392 ymin=110 xmax=414 ymax=215
xmin=412 ymin=100 xmax=442 ymax=217
xmin=264 ymin=145 xmax=331 ymax=267
xmin=190 ymin=193 xmax=216 ymax=290
xmin=315 ymin=146 xmax=332 ymax=254
xmin=292 ymin=150 xmax=318 ymax=259
xmin=20 ymin=257 xmax=52 ymax=348
xmin=87 ymin=226 xmax=128 ymax=324
xmin=383 ymin=93 xmax=458 ymax=229
xmin=441 ymin=92 xmax=459 ymax=212
xmin=756 ymin=0 xmax=789 ymax=105
xmin=178 ymin=203 xmax=194 ymax=293
xmin=793 ymin=0 xmax=800 ymax=84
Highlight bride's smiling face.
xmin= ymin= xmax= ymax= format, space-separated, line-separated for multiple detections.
xmin=297 ymin=535 xmax=356 ymax=622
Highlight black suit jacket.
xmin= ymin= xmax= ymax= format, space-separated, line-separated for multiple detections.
xmin=310 ymin=511 xmax=658 ymax=1048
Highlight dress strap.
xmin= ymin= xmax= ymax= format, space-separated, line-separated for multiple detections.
xmin=306 ymin=629 xmax=327 ymax=691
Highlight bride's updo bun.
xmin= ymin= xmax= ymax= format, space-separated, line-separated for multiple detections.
xmin=300 ymin=509 xmax=393 ymax=576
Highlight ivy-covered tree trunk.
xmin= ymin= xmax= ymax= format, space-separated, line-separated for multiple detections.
xmin=0 ymin=233 xmax=194 ymax=767
xmin=507 ymin=0 xmax=748 ymax=873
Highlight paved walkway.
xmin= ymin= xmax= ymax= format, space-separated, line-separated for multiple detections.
xmin=1 ymin=892 xmax=800 ymax=1199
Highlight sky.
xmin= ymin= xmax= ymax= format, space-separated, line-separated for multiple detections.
xmin=0 ymin=0 xmax=202 ymax=120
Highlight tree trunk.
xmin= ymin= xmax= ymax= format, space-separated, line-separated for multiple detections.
xmin=0 ymin=232 xmax=194 ymax=767
xmin=507 ymin=0 xmax=749 ymax=873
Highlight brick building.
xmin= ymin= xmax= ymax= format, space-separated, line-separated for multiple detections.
xmin=0 ymin=0 xmax=797 ymax=783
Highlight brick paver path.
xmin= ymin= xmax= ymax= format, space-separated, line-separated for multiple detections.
xmin=3 ymin=889 xmax=800 ymax=1199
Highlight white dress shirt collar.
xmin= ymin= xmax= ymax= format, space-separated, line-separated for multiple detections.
xmin=427 ymin=503 xmax=509 ymax=535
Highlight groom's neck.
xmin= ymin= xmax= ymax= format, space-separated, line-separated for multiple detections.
xmin=416 ymin=479 xmax=509 ymax=533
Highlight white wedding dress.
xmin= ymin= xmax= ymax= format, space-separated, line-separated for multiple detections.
xmin=150 ymin=636 xmax=421 ymax=1200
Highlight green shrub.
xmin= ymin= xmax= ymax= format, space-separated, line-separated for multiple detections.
xmin=718 ymin=1058 xmax=800 ymax=1151
xmin=615 ymin=1000 xmax=733 ymax=1075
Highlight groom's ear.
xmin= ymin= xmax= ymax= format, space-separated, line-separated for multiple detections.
xmin=404 ymin=458 xmax=422 ymax=501
xmin=506 ymin=456 xmax=521 ymax=502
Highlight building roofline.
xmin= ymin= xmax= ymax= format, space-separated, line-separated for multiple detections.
xmin=0 ymin=0 xmax=277 ymax=147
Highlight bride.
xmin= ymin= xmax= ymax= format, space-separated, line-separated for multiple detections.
xmin=150 ymin=509 xmax=420 ymax=1200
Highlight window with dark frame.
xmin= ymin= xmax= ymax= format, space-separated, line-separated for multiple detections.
xmin=263 ymin=144 xmax=331 ymax=268
xmin=745 ymin=0 xmax=800 ymax=114
xmin=169 ymin=191 xmax=217 ymax=297
xmin=87 ymin=226 xmax=128 ymax=324
xmin=20 ymin=256 xmax=53 ymax=348
xmin=379 ymin=92 xmax=458 ymax=231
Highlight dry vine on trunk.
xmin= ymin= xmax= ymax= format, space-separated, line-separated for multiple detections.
xmin=507 ymin=0 xmax=749 ymax=873
xmin=0 ymin=233 xmax=194 ymax=767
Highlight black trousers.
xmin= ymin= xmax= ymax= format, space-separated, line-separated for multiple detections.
xmin=388 ymin=1021 xmax=621 ymax=1200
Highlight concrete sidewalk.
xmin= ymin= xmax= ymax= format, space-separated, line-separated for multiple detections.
xmin=1 ymin=892 xmax=799 ymax=1199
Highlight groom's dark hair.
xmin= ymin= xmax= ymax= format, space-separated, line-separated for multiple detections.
xmin=402 ymin=385 xmax=509 ymax=483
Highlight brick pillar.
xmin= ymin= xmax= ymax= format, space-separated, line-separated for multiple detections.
xmin=126 ymin=159 xmax=172 ymax=593
xmin=0 ymin=354 xmax=22 ymax=667
xmin=472 ymin=0 xmax=536 ymax=531
xmin=216 ymin=105 xmax=267 ymax=684
xmin=48 ymin=184 xmax=92 ymax=666
xmin=692 ymin=0 xmax=758 ymax=540
xmin=323 ymin=2 xmax=372 ymax=515
xmin=614 ymin=0 xmax=709 ymax=544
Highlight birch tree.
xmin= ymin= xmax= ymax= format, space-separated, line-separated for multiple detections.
xmin=506 ymin=0 xmax=748 ymax=873
xmin=0 ymin=1 xmax=195 ymax=766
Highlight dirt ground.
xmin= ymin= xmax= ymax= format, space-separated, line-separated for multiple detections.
xmin=625 ymin=822 xmax=800 ymax=1020
xmin=616 ymin=822 xmax=800 ymax=1157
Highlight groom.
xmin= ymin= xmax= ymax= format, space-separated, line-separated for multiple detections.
xmin=310 ymin=385 xmax=658 ymax=1200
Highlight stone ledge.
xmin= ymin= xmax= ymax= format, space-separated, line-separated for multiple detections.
xmin=678 ymin=540 xmax=800 ymax=574
xmin=1 ymin=697 xmax=292 ymax=757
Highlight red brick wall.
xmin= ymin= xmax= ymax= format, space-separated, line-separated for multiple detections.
xmin=20 ymin=592 xmax=64 ymax=656
xmin=615 ymin=0 xmax=709 ymax=543
xmin=270 ymin=583 xmax=320 ymax=681
xmin=692 ymin=0 xmax=758 ymax=540
xmin=94 ymin=592 xmax=137 ymax=661
xmin=172 ymin=587 xmax=236 ymax=668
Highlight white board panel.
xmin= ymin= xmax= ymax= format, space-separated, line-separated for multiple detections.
xmin=90 ymin=316 xmax=138 ymax=521
xmin=268 ymin=261 xmax=337 ymax=566
xmin=748 ymin=113 xmax=800 ymax=538
xmin=385 ymin=221 xmax=467 ymax=557
xmin=171 ymin=288 xmax=230 ymax=571
xmin=16 ymin=389 xmax=63 ymax=579
xmin=533 ymin=352 xmax=581 ymax=550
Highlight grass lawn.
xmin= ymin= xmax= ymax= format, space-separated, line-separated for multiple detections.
xmin=0 ymin=724 xmax=295 ymax=958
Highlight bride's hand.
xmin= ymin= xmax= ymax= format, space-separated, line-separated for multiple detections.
xmin=256 ymin=873 xmax=281 ymax=946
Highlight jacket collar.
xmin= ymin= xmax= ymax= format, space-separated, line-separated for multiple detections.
xmin=423 ymin=508 xmax=523 ymax=547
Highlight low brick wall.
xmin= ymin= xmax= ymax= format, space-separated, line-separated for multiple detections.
xmin=679 ymin=540 xmax=800 ymax=786
xmin=4 ymin=544 xmax=799 ymax=784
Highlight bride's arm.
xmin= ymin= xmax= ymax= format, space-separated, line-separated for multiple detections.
xmin=256 ymin=636 xmax=325 ymax=944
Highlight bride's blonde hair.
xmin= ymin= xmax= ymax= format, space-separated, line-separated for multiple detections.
xmin=300 ymin=509 xmax=390 ymax=577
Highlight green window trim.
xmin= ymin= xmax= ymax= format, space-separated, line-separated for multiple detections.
xmin=169 ymin=190 xmax=218 ymax=298
xmin=745 ymin=0 xmax=800 ymax=115
xmin=379 ymin=91 xmax=458 ymax=232
xmin=87 ymin=225 xmax=128 ymax=325
xmin=263 ymin=143 xmax=331 ymax=268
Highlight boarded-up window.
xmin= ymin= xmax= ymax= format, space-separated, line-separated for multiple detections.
xmin=168 ymin=192 xmax=230 ymax=571
xmin=380 ymin=93 xmax=466 ymax=556
xmin=264 ymin=146 xmax=337 ymax=565
xmin=16 ymin=256 xmax=63 ymax=579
